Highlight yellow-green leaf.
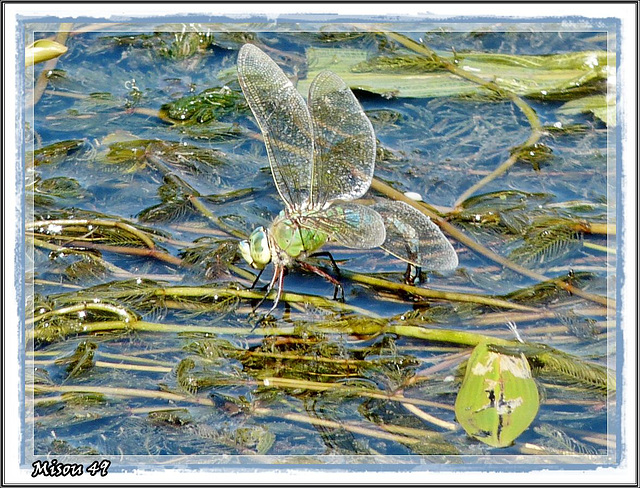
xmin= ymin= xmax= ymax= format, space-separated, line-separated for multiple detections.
xmin=558 ymin=94 xmax=616 ymax=127
xmin=455 ymin=342 xmax=539 ymax=448
xmin=25 ymin=39 xmax=68 ymax=67
xmin=299 ymin=47 xmax=613 ymax=100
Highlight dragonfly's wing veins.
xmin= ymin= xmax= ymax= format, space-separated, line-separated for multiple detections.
xmin=237 ymin=44 xmax=313 ymax=211
xmin=299 ymin=202 xmax=386 ymax=249
xmin=373 ymin=201 xmax=458 ymax=270
xmin=308 ymin=71 xmax=377 ymax=209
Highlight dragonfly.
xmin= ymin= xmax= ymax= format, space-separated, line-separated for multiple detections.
xmin=236 ymin=43 xmax=458 ymax=314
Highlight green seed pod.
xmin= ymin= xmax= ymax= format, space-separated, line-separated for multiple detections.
xmin=25 ymin=39 xmax=68 ymax=67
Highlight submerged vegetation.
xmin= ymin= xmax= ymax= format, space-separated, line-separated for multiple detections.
xmin=24 ymin=23 xmax=615 ymax=462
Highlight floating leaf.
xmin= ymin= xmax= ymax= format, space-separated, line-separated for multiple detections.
xmin=510 ymin=142 xmax=554 ymax=171
xmin=179 ymin=238 xmax=238 ymax=280
xmin=157 ymin=31 xmax=214 ymax=60
xmin=54 ymin=341 xmax=98 ymax=379
xmin=138 ymin=175 xmax=200 ymax=223
xmin=558 ymin=94 xmax=615 ymax=126
xmin=509 ymin=222 xmax=582 ymax=266
xmin=30 ymin=140 xmax=85 ymax=166
xmin=455 ymin=342 xmax=539 ymax=448
xmin=64 ymin=254 xmax=110 ymax=283
xmin=35 ymin=176 xmax=87 ymax=203
xmin=102 ymin=139 xmax=152 ymax=167
xmin=534 ymin=424 xmax=600 ymax=455
xmin=299 ymin=47 xmax=613 ymax=99
xmin=500 ymin=271 xmax=606 ymax=313
xmin=46 ymin=440 xmax=100 ymax=456
xmin=60 ymin=391 xmax=107 ymax=406
xmin=235 ymin=426 xmax=276 ymax=455
xmin=160 ymin=86 xmax=245 ymax=124
xmin=527 ymin=345 xmax=614 ymax=393
xmin=148 ymin=408 xmax=193 ymax=426
xmin=452 ymin=190 xmax=552 ymax=234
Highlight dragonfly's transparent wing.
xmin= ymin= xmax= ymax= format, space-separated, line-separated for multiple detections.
xmin=299 ymin=202 xmax=386 ymax=249
xmin=372 ymin=201 xmax=458 ymax=270
xmin=237 ymin=44 xmax=313 ymax=211
xmin=308 ymin=71 xmax=376 ymax=209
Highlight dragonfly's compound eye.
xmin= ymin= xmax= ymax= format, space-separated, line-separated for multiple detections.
xmin=248 ymin=227 xmax=271 ymax=269
xmin=238 ymin=239 xmax=254 ymax=266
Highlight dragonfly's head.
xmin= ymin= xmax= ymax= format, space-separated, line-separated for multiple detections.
xmin=239 ymin=226 xmax=271 ymax=270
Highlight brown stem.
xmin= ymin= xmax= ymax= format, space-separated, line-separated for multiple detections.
xmin=60 ymin=240 xmax=184 ymax=266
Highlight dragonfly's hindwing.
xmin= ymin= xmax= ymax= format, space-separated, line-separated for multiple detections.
xmin=308 ymin=71 xmax=377 ymax=209
xmin=372 ymin=200 xmax=458 ymax=270
xmin=237 ymin=44 xmax=313 ymax=211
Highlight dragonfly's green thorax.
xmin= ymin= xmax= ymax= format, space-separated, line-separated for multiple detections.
xmin=238 ymin=212 xmax=329 ymax=270
xmin=271 ymin=211 xmax=328 ymax=258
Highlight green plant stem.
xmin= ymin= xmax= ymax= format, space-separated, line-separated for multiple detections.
xmin=27 ymin=217 xmax=183 ymax=265
xmin=369 ymin=178 xmax=613 ymax=310
xmin=26 ymin=315 xmax=508 ymax=345
xmin=386 ymin=324 xmax=514 ymax=348
xmin=27 ymin=301 xmax=136 ymax=326
xmin=27 ymin=358 xmax=172 ymax=373
xmin=359 ymin=32 xmax=611 ymax=309
xmin=30 ymin=384 xmax=215 ymax=406
xmin=575 ymin=222 xmax=616 ymax=236
xmin=401 ymin=402 xmax=458 ymax=431
xmin=228 ymin=263 xmax=258 ymax=282
xmin=583 ymin=241 xmax=615 ymax=254
xmin=27 ymin=315 xmax=612 ymax=392
xmin=44 ymin=239 xmax=184 ymax=266
xmin=340 ymin=269 xmax=538 ymax=312
xmin=260 ymin=376 xmax=454 ymax=411
xmin=187 ymin=195 xmax=248 ymax=239
xmin=146 ymin=285 xmax=379 ymax=317
xmin=452 ymin=134 xmax=541 ymax=208
xmin=253 ymin=408 xmax=435 ymax=445
xmin=27 ymin=218 xmax=157 ymax=249
xmin=27 ymin=236 xmax=139 ymax=278
xmin=143 ymin=152 xmax=248 ymax=239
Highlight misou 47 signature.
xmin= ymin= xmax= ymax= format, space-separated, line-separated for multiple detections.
xmin=236 ymin=43 xmax=458 ymax=314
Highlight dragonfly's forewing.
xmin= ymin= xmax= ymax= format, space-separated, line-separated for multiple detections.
xmin=299 ymin=202 xmax=385 ymax=249
xmin=237 ymin=44 xmax=313 ymax=211
xmin=308 ymin=71 xmax=377 ymax=209
xmin=372 ymin=201 xmax=458 ymax=270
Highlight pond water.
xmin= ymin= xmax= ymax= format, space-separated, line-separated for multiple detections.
xmin=24 ymin=23 xmax=616 ymax=468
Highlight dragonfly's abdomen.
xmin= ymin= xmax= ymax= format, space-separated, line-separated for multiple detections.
xmin=271 ymin=218 xmax=327 ymax=258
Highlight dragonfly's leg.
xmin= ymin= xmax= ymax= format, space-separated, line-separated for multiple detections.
xmin=307 ymin=251 xmax=344 ymax=301
xmin=266 ymin=265 xmax=285 ymax=315
xmin=404 ymin=264 xmax=423 ymax=284
xmin=252 ymin=267 xmax=279 ymax=312
xmin=308 ymin=251 xmax=342 ymax=278
xmin=333 ymin=282 xmax=345 ymax=302
xmin=298 ymin=261 xmax=345 ymax=302
xmin=249 ymin=268 xmax=265 ymax=290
